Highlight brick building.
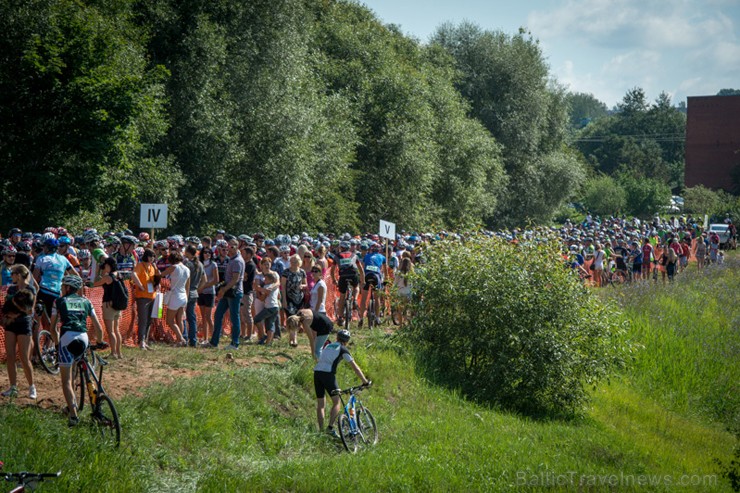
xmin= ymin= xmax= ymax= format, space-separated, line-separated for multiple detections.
xmin=685 ymin=95 xmax=740 ymax=192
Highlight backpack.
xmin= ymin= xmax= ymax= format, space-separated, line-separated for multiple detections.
xmin=110 ymin=276 xmax=129 ymax=310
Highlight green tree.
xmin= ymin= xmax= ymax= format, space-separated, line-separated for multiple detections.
xmin=432 ymin=22 xmax=576 ymax=226
xmin=566 ymin=92 xmax=609 ymax=128
xmin=0 ymin=0 xmax=175 ymax=232
xmin=582 ymin=175 xmax=627 ymax=216
xmin=683 ymin=185 xmax=724 ymax=214
xmin=617 ymin=172 xmax=671 ymax=217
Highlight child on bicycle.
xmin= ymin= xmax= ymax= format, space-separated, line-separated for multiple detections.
xmin=313 ymin=329 xmax=369 ymax=437
xmin=49 ymin=275 xmax=105 ymax=427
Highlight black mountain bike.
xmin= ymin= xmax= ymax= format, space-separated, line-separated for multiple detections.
xmin=71 ymin=342 xmax=120 ymax=447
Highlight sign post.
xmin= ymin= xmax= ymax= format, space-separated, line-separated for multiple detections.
xmin=379 ymin=220 xmax=396 ymax=275
xmin=140 ymin=204 xmax=168 ymax=239
xmin=379 ymin=220 xmax=395 ymax=241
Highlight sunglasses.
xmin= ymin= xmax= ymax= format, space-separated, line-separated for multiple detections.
xmin=303 ymin=255 xmax=312 ymax=258
xmin=311 ymin=269 xmax=321 ymax=273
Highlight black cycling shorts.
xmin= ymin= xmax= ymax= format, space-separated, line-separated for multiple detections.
xmin=36 ymin=290 xmax=60 ymax=318
xmin=313 ymin=370 xmax=339 ymax=398
xmin=363 ymin=272 xmax=382 ymax=291
xmin=337 ymin=275 xmax=358 ymax=295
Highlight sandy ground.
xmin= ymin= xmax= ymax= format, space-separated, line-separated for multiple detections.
xmin=1 ymin=341 xmax=297 ymax=412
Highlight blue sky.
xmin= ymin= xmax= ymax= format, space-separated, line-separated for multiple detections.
xmin=362 ymin=0 xmax=740 ymax=108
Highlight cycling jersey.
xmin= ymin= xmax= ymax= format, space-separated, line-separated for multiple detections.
xmin=362 ymin=253 xmax=386 ymax=277
xmin=0 ymin=262 xmax=12 ymax=286
xmin=337 ymin=251 xmax=359 ymax=277
xmin=53 ymin=293 xmax=95 ymax=336
xmin=313 ymin=341 xmax=353 ymax=374
xmin=113 ymin=251 xmax=137 ymax=272
xmin=35 ymin=253 xmax=73 ymax=295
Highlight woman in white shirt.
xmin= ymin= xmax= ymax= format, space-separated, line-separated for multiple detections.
xmin=161 ymin=251 xmax=190 ymax=346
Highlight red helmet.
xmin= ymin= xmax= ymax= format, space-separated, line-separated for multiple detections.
xmin=138 ymin=232 xmax=150 ymax=242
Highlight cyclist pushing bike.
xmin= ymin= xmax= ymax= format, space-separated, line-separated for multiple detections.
xmin=358 ymin=242 xmax=386 ymax=328
xmin=331 ymin=242 xmax=364 ymax=327
xmin=49 ymin=275 xmax=105 ymax=427
xmin=313 ymin=329 xmax=369 ymax=437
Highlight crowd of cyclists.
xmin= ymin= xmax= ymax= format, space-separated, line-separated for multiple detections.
xmin=0 ymin=212 xmax=735 ymax=411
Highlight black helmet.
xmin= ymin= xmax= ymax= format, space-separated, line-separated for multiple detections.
xmin=337 ymin=330 xmax=351 ymax=342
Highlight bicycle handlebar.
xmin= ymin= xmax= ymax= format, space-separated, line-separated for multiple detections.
xmin=331 ymin=381 xmax=373 ymax=396
xmin=3 ymin=470 xmax=61 ymax=482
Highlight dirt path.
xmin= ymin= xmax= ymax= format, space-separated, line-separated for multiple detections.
xmin=2 ymin=342 xmax=298 ymax=412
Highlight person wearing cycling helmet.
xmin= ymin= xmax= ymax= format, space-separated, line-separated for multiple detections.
xmin=57 ymin=235 xmax=80 ymax=272
xmin=331 ymin=242 xmax=364 ymax=326
xmin=1 ymin=245 xmax=17 ymax=286
xmin=76 ymin=249 xmax=93 ymax=283
xmin=114 ymin=236 xmax=138 ymax=280
xmin=358 ymin=242 xmax=387 ymax=328
xmin=8 ymin=228 xmax=23 ymax=247
xmin=138 ymin=232 xmax=151 ymax=248
xmin=50 ymin=275 xmax=105 ymax=427
xmin=313 ymin=329 xmax=369 ymax=436
xmin=13 ymin=241 xmax=33 ymax=269
xmin=33 ymin=238 xmax=78 ymax=322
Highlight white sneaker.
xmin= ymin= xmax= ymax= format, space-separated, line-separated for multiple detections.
xmin=29 ymin=385 xmax=37 ymax=400
xmin=224 ymin=344 xmax=239 ymax=351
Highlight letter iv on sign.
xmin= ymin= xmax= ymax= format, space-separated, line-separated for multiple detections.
xmin=140 ymin=204 xmax=168 ymax=229
xmin=379 ymin=220 xmax=396 ymax=241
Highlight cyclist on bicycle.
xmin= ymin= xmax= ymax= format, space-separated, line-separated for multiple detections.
xmin=32 ymin=238 xmax=78 ymax=325
xmin=313 ymin=329 xmax=369 ymax=437
xmin=49 ymin=275 xmax=105 ymax=427
xmin=331 ymin=242 xmax=364 ymax=326
xmin=358 ymin=242 xmax=386 ymax=328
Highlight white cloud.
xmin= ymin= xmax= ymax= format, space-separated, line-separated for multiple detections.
xmin=527 ymin=0 xmax=740 ymax=105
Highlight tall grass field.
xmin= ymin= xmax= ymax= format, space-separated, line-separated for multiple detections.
xmin=1 ymin=257 xmax=738 ymax=492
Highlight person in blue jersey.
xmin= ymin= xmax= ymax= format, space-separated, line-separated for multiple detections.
xmin=32 ymin=238 xmax=78 ymax=321
xmin=313 ymin=330 xmax=369 ymax=436
xmin=358 ymin=242 xmax=386 ymax=328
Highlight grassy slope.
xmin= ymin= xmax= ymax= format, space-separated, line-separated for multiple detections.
xmin=1 ymin=261 xmax=738 ymax=492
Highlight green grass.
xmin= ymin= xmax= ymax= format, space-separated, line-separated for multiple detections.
xmin=1 ymin=260 xmax=738 ymax=491
xmin=603 ymin=255 xmax=740 ymax=431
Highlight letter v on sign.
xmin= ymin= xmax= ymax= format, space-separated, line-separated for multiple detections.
xmin=379 ymin=220 xmax=395 ymax=241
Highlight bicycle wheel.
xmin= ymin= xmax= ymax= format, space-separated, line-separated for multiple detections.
xmin=344 ymin=289 xmax=353 ymax=331
xmin=73 ymin=363 xmax=85 ymax=412
xmin=35 ymin=330 xmax=60 ymax=375
xmin=367 ymin=297 xmax=375 ymax=328
xmin=93 ymin=394 xmax=121 ymax=447
xmin=338 ymin=414 xmax=357 ymax=453
xmin=357 ymin=407 xmax=378 ymax=446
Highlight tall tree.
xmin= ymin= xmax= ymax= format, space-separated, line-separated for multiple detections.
xmin=0 ymin=0 xmax=175 ymax=232
xmin=431 ymin=22 xmax=578 ymax=225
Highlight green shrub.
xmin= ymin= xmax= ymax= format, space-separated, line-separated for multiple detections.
xmin=404 ymin=236 xmax=631 ymax=418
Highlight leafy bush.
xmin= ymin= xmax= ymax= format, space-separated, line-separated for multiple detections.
xmin=683 ymin=185 xmax=724 ymax=215
xmin=582 ymin=174 xmax=627 ymax=216
xmin=404 ymin=236 xmax=631 ymax=418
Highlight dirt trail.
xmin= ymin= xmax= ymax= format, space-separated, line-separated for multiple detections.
xmin=2 ymin=342 xmax=297 ymax=411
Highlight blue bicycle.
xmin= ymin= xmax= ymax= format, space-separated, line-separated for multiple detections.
xmin=331 ymin=382 xmax=377 ymax=453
